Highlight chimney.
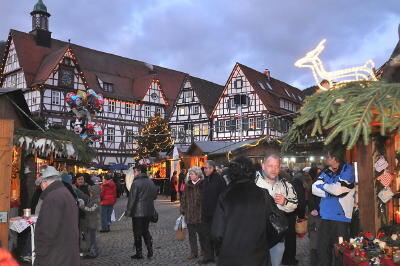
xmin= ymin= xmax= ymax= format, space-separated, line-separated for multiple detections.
xmin=263 ymin=69 xmax=270 ymax=81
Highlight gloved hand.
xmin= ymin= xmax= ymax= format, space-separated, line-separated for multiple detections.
xmin=77 ymin=198 xmax=85 ymax=208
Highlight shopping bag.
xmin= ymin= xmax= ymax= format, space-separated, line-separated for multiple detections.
xmin=111 ymin=209 xmax=116 ymax=222
xmin=174 ymin=215 xmax=187 ymax=230
xmin=295 ymin=218 xmax=308 ymax=234
xmin=174 ymin=215 xmax=186 ymax=241
xmin=176 ymin=228 xmax=186 ymax=241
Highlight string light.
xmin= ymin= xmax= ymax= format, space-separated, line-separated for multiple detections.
xmin=294 ymin=39 xmax=377 ymax=91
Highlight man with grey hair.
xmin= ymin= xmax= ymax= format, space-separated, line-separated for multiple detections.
xmin=255 ymin=152 xmax=298 ymax=266
xmin=34 ymin=165 xmax=80 ymax=266
xmin=199 ymin=160 xmax=226 ymax=264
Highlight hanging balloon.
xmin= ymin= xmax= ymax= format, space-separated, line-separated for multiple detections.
xmin=76 ymin=90 xmax=87 ymax=102
xmin=65 ymin=92 xmax=77 ymax=108
xmin=86 ymin=122 xmax=103 ymax=141
xmin=86 ymin=89 xmax=104 ymax=113
xmin=70 ymin=118 xmax=86 ymax=135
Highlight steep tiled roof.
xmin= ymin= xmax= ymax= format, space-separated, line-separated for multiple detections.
xmin=189 ymin=76 xmax=224 ymax=117
xmin=237 ymin=63 xmax=304 ymax=115
xmin=7 ymin=30 xmax=187 ymax=113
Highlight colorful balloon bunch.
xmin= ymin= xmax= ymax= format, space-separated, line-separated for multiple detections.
xmin=66 ymin=89 xmax=104 ymax=143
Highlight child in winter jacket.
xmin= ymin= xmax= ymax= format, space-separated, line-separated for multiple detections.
xmin=79 ymin=185 xmax=101 ymax=258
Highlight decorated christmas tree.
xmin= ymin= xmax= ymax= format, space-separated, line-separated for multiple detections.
xmin=134 ymin=112 xmax=174 ymax=160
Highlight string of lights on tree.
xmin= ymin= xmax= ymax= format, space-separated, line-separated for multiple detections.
xmin=133 ymin=112 xmax=174 ymax=160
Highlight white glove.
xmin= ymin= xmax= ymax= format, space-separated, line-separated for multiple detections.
xmin=77 ymin=198 xmax=85 ymax=208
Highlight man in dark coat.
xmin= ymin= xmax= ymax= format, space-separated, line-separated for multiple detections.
xmin=200 ymin=160 xmax=227 ymax=264
xmin=212 ymin=157 xmax=271 ymax=266
xmin=126 ymin=165 xmax=158 ymax=259
xmin=34 ymin=166 xmax=79 ymax=266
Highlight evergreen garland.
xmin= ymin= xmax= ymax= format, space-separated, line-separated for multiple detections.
xmin=14 ymin=127 xmax=96 ymax=163
xmin=283 ymin=81 xmax=400 ymax=151
xmin=133 ymin=113 xmax=173 ymax=160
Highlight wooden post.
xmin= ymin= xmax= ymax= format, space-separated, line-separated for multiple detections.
xmin=355 ymin=141 xmax=380 ymax=232
xmin=385 ymin=134 xmax=396 ymax=223
xmin=0 ymin=120 xmax=14 ymax=249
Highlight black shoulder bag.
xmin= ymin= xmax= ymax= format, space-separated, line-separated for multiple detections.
xmin=264 ymin=189 xmax=288 ymax=248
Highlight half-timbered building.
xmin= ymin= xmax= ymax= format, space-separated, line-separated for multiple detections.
xmin=212 ymin=63 xmax=304 ymax=141
xmin=169 ymin=76 xmax=223 ymax=146
xmin=0 ymin=1 xmax=190 ymax=166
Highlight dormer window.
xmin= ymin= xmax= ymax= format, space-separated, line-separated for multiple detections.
xmin=103 ymin=82 xmax=113 ymax=92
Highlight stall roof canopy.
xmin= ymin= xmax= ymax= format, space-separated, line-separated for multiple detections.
xmin=0 ymin=87 xmax=34 ymax=129
xmin=187 ymin=140 xmax=255 ymax=156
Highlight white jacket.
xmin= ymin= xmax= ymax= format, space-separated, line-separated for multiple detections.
xmin=255 ymin=171 xmax=298 ymax=213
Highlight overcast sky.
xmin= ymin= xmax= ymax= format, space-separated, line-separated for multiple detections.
xmin=0 ymin=0 xmax=399 ymax=89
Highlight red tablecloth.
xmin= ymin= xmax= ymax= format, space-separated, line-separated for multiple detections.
xmin=335 ymin=244 xmax=398 ymax=266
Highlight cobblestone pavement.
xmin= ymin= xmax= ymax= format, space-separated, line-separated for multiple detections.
xmin=81 ymin=195 xmax=311 ymax=266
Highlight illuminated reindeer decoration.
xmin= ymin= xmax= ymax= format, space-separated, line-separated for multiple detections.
xmin=295 ymin=39 xmax=377 ymax=91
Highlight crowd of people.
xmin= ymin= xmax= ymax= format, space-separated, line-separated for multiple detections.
xmin=176 ymin=146 xmax=355 ymax=266
xmin=23 ymin=143 xmax=355 ymax=266
xmin=15 ymin=168 xmax=126 ymax=265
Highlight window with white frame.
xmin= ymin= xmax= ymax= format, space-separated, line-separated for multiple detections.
xmin=108 ymin=101 xmax=116 ymax=112
xmin=216 ymin=120 xmax=224 ymax=132
xmin=256 ymin=117 xmax=263 ymax=129
xmin=51 ymin=91 xmax=61 ymax=105
xmin=144 ymin=106 xmax=151 ymax=117
xmin=107 ymin=128 xmax=115 ymax=142
xmin=126 ymin=129 xmax=134 ymax=143
xmin=192 ymin=105 xmax=200 ymax=115
xmin=125 ymin=103 xmax=132 ymax=115
xmin=103 ymin=82 xmax=113 ymax=92
xmin=234 ymin=79 xmax=243 ymax=89
xmin=228 ymin=98 xmax=236 ymax=109
xmin=183 ymin=91 xmax=192 ymax=103
xmin=171 ymin=128 xmax=177 ymax=138
xmin=202 ymin=125 xmax=209 ymax=135
xmin=249 ymin=117 xmax=255 ymax=129
xmin=179 ymin=107 xmax=185 ymax=115
xmin=156 ymin=107 xmax=162 ymax=115
xmin=193 ymin=125 xmax=200 ymax=136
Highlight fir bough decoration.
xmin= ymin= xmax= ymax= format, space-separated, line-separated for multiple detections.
xmin=283 ymin=81 xmax=400 ymax=151
xmin=14 ymin=127 xmax=96 ymax=163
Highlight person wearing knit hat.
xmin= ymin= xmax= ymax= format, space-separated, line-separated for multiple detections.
xmin=34 ymin=165 xmax=80 ymax=265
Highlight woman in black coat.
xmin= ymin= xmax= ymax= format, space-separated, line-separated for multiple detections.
xmin=211 ymin=157 xmax=271 ymax=266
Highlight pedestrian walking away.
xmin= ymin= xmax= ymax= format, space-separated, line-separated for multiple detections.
xmin=125 ymin=164 xmax=158 ymax=260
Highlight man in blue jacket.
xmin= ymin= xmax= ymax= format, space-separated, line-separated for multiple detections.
xmin=312 ymin=148 xmax=355 ymax=266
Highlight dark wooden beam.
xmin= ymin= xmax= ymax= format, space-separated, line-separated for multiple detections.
xmin=355 ymin=141 xmax=380 ymax=233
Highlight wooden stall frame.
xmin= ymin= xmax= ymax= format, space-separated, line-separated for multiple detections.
xmin=0 ymin=120 xmax=14 ymax=249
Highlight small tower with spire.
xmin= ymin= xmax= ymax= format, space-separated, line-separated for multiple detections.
xmin=30 ymin=0 xmax=52 ymax=47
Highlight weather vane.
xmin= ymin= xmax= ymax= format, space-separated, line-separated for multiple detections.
xmin=294 ymin=39 xmax=377 ymax=91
